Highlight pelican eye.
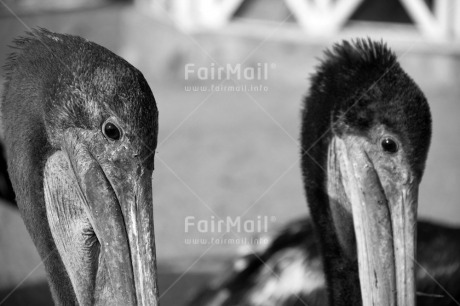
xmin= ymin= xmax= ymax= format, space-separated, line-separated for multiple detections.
xmin=102 ymin=121 xmax=122 ymax=141
xmin=380 ymin=136 xmax=398 ymax=154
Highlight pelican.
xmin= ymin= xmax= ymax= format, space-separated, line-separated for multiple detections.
xmin=188 ymin=39 xmax=460 ymax=306
xmin=2 ymin=28 xmax=159 ymax=305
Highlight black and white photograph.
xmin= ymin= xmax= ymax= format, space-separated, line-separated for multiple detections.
xmin=0 ymin=0 xmax=459 ymax=305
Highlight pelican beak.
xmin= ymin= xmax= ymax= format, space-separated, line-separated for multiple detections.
xmin=337 ymin=136 xmax=417 ymax=306
xmin=44 ymin=131 xmax=159 ymax=305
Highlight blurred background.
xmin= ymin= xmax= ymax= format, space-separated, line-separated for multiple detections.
xmin=0 ymin=0 xmax=459 ymax=305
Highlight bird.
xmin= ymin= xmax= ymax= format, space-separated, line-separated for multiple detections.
xmin=188 ymin=39 xmax=460 ymax=306
xmin=2 ymin=28 xmax=160 ymax=305
xmin=189 ymin=217 xmax=460 ymax=306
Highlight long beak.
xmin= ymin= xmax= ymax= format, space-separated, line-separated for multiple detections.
xmin=87 ymin=160 xmax=159 ymax=305
xmin=339 ymin=138 xmax=417 ymax=306
xmin=44 ymin=133 xmax=159 ymax=305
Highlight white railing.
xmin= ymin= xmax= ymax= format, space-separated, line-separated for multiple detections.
xmin=137 ymin=0 xmax=460 ymax=41
xmin=284 ymin=0 xmax=364 ymax=36
xmin=139 ymin=0 xmax=244 ymax=30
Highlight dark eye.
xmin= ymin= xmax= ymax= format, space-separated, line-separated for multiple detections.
xmin=380 ymin=136 xmax=398 ymax=153
xmin=102 ymin=121 xmax=121 ymax=141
